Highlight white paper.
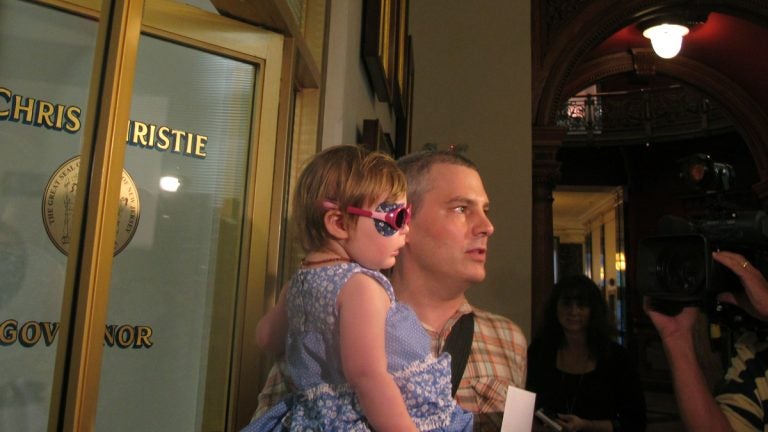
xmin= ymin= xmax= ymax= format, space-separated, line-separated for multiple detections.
xmin=500 ymin=385 xmax=537 ymax=432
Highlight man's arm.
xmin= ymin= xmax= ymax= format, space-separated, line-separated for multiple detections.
xmin=644 ymin=250 xmax=768 ymax=432
xmin=645 ymin=304 xmax=734 ymax=432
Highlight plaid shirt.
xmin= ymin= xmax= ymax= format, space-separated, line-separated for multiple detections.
xmin=253 ymin=302 xmax=527 ymax=432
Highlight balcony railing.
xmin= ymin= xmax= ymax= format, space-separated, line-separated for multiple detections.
xmin=557 ymin=85 xmax=734 ymax=146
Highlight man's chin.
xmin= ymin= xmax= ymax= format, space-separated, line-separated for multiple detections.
xmin=464 ymin=268 xmax=486 ymax=284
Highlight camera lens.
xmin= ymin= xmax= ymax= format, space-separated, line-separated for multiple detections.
xmin=657 ymin=243 xmax=706 ymax=296
xmin=638 ymin=233 xmax=710 ymax=303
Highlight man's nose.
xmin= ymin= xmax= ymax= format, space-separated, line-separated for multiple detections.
xmin=475 ymin=212 xmax=494 ymax=237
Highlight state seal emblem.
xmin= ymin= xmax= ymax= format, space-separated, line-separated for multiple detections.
xmin=42 ymin=156 xmax=140 ymax=256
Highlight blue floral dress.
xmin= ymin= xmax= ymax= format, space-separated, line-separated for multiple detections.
xmin=243 ymin=262 xmax=473 ymax=431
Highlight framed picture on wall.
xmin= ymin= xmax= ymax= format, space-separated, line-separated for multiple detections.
xmin=362 ymin=0 xmax=397 ymax=103
xmin=360 ymin=119 xmax=395 ymax=156
xmin=391 ymin=0 xmax=409 ymax=119
xmin=395 ymin=35 xmax=413 ymax=157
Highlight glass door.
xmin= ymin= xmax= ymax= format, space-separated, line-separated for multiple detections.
xmin=0 ymin=2 xmax=99 ymax=430
xmin=0 ymin=1 xmax=283 ymax=431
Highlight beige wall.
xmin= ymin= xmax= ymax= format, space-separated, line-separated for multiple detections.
xmin=320 ymin=0 xmax=533 ymax=337
xmin=321 ymin=0 xmax=395 ymax=149
xmin=409 ymin=1 xmax=533 ymax=336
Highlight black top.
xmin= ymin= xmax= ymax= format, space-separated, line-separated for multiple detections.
xmin=526 ymin=339 xmax=647 ymax=432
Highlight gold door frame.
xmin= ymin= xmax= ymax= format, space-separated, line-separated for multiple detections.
xmin=30 ymin=1 xmax=285 ymax=431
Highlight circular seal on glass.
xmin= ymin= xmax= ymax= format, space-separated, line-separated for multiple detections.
xmin=42 ymin=156 xmax=140 ymax=256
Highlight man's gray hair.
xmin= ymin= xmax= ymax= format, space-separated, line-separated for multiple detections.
xmin=396 ymin=150 xmax=478 ymax=213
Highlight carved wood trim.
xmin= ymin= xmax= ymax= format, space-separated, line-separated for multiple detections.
xmin=536 ymin=0 xmax=768 ymax=199
xmin=533 ymin=0 xmax=768 ymax=128
xmin=562 ymin=52 xmax=768 ymax=187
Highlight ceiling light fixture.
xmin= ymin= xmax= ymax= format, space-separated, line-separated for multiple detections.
xmin=642 ymin=23 xmax=689 ymax=59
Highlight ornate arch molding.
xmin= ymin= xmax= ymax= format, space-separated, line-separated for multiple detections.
xmin=534 ymin=0 xmax=768 ymax=127
xmin=533 ymin=0 xmax=649 ymax=125
xmin=534 ymin=0 xmax=768 ymax=201
xmin=564 ymin=53 xmax=768 ymax=187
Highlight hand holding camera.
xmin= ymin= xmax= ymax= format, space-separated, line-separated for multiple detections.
xmin=712 ymin=250 xmax=768 ymax=321
xmin=645 ymin=251 xmax=768 ymax=337
xmin=641 ymin=156 xmax=768 ymax=431
xmin=643 ymin=250 xmax=768 ymax=432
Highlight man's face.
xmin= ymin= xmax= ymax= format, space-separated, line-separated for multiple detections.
xmin=406 ymin=163 xmax=494 ymax=288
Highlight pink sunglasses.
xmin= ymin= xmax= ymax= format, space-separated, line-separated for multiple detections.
xmin=323 ymin=200 xmax=411 ymax=233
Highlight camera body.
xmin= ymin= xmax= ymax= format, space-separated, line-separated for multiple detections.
xmin=638 ymin=209 xmax=768 ymax=307
xmin=638 ymin=153 xmax=768 ymax=313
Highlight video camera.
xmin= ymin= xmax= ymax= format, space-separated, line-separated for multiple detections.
xmin=638 ymin=154 xmax=768 ymax=317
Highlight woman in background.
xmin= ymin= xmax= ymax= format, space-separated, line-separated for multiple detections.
xmin=527 ymin=274 xmax=646 ymax=432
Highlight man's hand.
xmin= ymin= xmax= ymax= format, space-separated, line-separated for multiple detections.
xmin=643 ymin=297 xmax=698 ymax=342
xmin=713 ymin=251 xmax=768 ymax=321
xmin=555 ymin=413 xmax=586 ymax=431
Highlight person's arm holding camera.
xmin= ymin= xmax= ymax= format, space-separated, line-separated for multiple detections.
xmin=645 ymin=250 xmax=768 ymax=432
xmin=644 ymin=301 xmax=731 ymax=431
xmin=713 ymin=251 xmax=768 ymax=320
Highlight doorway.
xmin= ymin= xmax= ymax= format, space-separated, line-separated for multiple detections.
xmin=553 ymin=186 xmax=626 ymax=337
xmin=0 ymin=1 xmax=283 ymax=430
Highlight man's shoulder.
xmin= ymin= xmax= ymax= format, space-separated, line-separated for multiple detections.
xmin=462 ymin=304 xmax=527 ymax=388
xmin=469 ymin=306 xmax=526 ymax=338
xmin=471 ymin=305 xmax=521 ymax=326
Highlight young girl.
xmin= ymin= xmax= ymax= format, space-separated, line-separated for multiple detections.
xmin=243 ymin=145 xmax=472 ymax=431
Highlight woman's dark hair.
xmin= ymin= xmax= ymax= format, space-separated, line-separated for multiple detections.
xmin=536 ymin=274 xmax=617 ymax=356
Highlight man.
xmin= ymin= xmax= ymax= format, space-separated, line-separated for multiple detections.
xmin=645 ymin=250 xmax=768 ymax=431
xmin=255 ymin=150 xmax=527 ymax=431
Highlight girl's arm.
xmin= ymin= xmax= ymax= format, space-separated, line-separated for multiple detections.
xmin=255 ymin=284 xmax=289 ymax=355
xmin=338 ymin=273 xmax=418 ymax=432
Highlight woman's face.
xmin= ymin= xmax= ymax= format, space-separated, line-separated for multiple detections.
xmin=557 ymin=296 xmax=591 ymax=335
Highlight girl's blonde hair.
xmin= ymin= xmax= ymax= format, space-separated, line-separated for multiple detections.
xmin=293 ymin=145 xmax=407 ymax=252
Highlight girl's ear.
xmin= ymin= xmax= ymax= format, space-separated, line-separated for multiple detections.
xmin=324 ymin=209 xmax=349 ymax=239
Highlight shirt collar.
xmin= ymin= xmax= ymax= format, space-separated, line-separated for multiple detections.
xmin=422 ymin=301 xmax=474 ymax=334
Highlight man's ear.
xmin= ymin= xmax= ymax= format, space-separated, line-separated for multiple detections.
xmin=324 ymin=210 xmax=349 ymax=239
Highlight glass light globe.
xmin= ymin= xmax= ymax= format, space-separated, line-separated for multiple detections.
xmin=642 ymin=23 xmax=689 ymax=59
